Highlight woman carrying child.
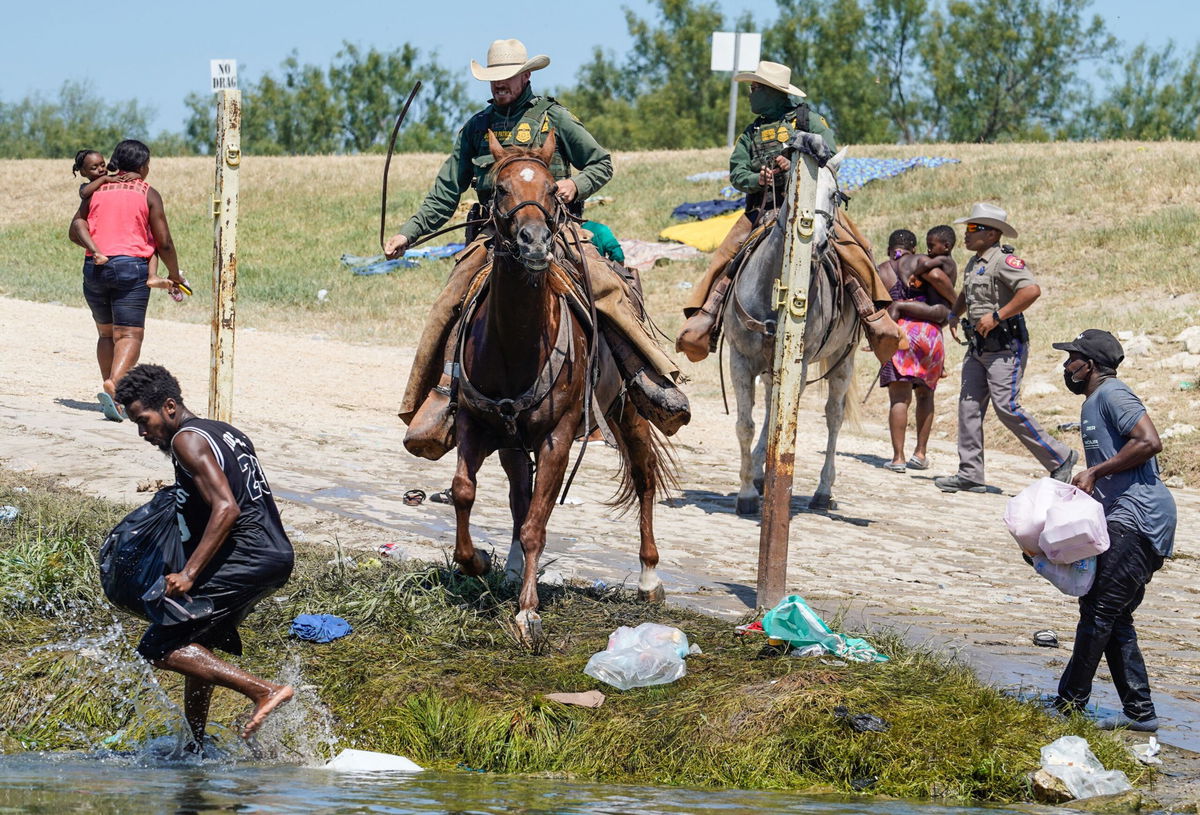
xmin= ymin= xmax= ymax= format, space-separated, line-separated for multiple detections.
xmin=69 ymin=140 xmax=188 ymax=421
xmin=875 ymin=226 xmax=959 ymax=472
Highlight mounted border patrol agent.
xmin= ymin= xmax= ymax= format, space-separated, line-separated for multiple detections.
xmin=674 ymin=60 xmax=904 ymax=365
xmin=384 ymin=39 xmax=689 ymax=459
xmin=933 ymin=202 xmax=1077 ymax=493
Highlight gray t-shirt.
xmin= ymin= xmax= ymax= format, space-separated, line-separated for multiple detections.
xmin=1080 ymin=378 xmax=1176 ymax=557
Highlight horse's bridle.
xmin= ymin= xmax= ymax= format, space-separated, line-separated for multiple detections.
xmin=488 ymin=155 xmax=565 ymax=256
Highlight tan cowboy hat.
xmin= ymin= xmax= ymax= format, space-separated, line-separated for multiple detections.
xmin=954 ymin=202 xmax=1019 ymax=238
xmin=470 ymin=39 xmax=550 ymax=82
xmin=733 ymin=60 xmax=806 ymax=98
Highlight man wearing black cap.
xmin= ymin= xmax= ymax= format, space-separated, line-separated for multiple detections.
xmin=1051 ymin=329 xmax=1176 ymax=731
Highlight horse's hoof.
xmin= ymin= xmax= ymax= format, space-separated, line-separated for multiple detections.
xmin=736 ymin=495 xmax=760 ymax=516
xmin=515 ymin=610 xmax=543 ymax=645
xmin=458 ymin=550 xmax=492 ymax=577
xmin=637 ymin=584 xmax=666 ymax=604
xmin=753 ymin=477 xmax=764 ymax=495
xmin=808 ymin=494 xmax=837 ymax=511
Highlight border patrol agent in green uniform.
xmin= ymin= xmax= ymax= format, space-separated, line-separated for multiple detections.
xmin=933 ymin=203 xmax=1077 ymax=493
xmin=675 ymin=60 xmax=902 ymax=366
xmin=385 ymin=40 xmax=688 ymax=455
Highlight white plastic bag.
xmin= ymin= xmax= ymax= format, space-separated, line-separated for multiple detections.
xmin=1004 ymin=478 xmax=1075 ymax=555
xmin=1040 ymin=735 xmax=1132 ymax=800
xmin=1039 ymin=488 xmax=1110 ymax=564
xmin=583 ymin=623 xmax=692 ymax=690
xmin=1032 ymin=554 xmax=1097 ymax=596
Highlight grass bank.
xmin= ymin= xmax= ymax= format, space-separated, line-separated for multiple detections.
xmin=4 ymin=143 xmax=1199 ymax=481
xmin=0 ymin=469 xmax=1144 ymax=802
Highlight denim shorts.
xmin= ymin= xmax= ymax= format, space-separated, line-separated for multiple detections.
xmin=82 ymin=255 xmax=151 ymax=327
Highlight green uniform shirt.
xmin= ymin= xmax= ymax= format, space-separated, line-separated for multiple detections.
xmin=962 ymin=244 xmax=1036 ymax=322
xmin=399 ymin=86 xmax=613 ymax=243
xmin=729 ymin=101 xmax=838 ymax=197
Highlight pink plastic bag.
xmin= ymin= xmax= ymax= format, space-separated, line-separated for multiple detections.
xmin=1039 ymin=488 xmax=1110 ymax=564
xmin=1004 ymin=478 xmax=1076 ymax=556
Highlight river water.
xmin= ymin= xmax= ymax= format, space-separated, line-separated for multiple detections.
xmin=0 ymin=752 xmax=1032 ymax=815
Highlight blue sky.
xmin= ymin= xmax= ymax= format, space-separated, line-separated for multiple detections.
xmin=4 ymin=0 xmax=1191 ymax=134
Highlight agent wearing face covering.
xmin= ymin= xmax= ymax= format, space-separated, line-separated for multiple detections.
xmin=675 ymin=61 xmax=904 ymax=364
xmin=1048 ymin=329 xmax=1175 ymax=732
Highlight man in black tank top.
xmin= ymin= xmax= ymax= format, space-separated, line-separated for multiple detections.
xmin=116 ymin=364 xmax=294 ymax=747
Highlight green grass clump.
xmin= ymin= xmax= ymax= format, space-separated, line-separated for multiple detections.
xmin=0 ymin=469 xmax=1144 ymax=801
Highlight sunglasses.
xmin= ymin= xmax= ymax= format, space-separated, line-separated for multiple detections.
xmin=964 ymin=223 xmax=993 ymax=234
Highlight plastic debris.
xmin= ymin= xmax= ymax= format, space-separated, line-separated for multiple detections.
xmin=583 ymin=623 xmax=695 ymax=690
xmin=761 ymin=595 xmax=888 ymax=663
xmin=1040 ymin=735 xmax=1132 ymax=800
xmin=290 ymin=613 xmax=352 ymax=643
xmin=1132 ymin=736 xmax=1162 ymax=765
xmin=834 ymin=705 xmax=889 ymax=732
xmin=544 ymin=690 xmax=605 ymax=708
xmin=325 ymin=748 xmax=422 ymax=772
xmin=0 ymin=506 xmax=19 ymax=523
xmin=377 ymin=542 xmax=405 ymax=561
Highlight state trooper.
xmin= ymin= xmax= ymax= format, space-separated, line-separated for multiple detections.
xmin=933 ymin=203 xmax=1077 ymax=493
xmin=384 ymin=39 xmax=688 ymax=458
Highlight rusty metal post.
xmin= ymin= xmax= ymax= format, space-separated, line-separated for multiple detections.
xmin=756 ymin=151 xmax=820 ymax=609
xmin=209 ymin=89 xmax=241 ymax=422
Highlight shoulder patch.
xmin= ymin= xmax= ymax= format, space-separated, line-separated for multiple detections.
xmin=1005 ymin=255 xmax=1026 ymax=269
xmin=761 ymin=127 xmax=776 ymax=141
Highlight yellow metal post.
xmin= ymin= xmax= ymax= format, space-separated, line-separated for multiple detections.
xmin=209 ymin=89 xmax=241 ymax=422
xmin=756 ymin=152 xmax=819 ymax=609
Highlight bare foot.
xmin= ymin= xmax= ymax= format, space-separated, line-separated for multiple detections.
xmin=241 ymin=684 xmax=293 ymax=739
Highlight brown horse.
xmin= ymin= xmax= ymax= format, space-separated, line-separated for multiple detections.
xmin=450 ymin=130 xmax=672 ymax=643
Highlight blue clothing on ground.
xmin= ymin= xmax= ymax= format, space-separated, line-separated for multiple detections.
xmin=290 ymin=613 xmax=352 ymax=643
xmin=1080 ymin=378 xmax=1176 ymax=557
xmin=671 ymin=198 xmax=744 ymax=220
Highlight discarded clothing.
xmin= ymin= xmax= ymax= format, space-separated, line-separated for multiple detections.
xmin=406 ymin=243 xmax=465 ymax=259
xmin=671 ymin=198 xmax=744 ymax=221
xmin=686 ymin=169 xmax=729 ymax=182
xmin=341 ymin=253 xmax=418 ymax=275
xmin=545 ymin=690 xmax=606 ymax=708
xmin=762 ymin=595 xmax=888 ymax=663
xmin=838 ymin=156 xmax=959 ymax=191
xmin=582 ymin=220 xmax=624 ymax=263
xmin=658 ymin=211 xmax=743 ymax=252
xmin=290 ymin=613 xmax=352 ymax=643
xmin=618 ymin=239 xmax=704 ymax=271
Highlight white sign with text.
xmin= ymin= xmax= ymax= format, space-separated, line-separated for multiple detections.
xmin=210 ymin=59 xmax=238 ymax=92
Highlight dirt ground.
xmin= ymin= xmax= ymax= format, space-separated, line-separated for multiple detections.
xmin=3 ymin=296 xmax=1198 ymax=760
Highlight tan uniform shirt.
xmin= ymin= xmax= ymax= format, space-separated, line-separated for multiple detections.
xmin=962 ymin=244 xmax=1036 ymax=323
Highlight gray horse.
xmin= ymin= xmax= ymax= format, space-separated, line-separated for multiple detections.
xmin=723 ymin=149 xmax=859 ymax=515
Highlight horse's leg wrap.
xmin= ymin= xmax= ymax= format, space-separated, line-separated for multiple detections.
xmin=606 ymin=327 xmax=691 ymax=436
xmin=842 ymin=272 xmax=908 ymax=365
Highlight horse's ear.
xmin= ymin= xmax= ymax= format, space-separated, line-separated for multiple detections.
xmin=487 ymin=129 xmax=505 ymax=160
xmin=826 ymin=147 xmax=848 ymax=173
xmin=537 ymin=128 xmax=556 ymax=165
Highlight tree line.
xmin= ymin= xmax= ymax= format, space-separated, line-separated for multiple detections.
xmin=3 ymin=0 xmax=1198 ymax=159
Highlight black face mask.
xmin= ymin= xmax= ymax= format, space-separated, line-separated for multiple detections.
xmin=749 ymin=85 xmax=787 ymax=114
xmin=1064 ymin=361 xmax=1090 ymax=395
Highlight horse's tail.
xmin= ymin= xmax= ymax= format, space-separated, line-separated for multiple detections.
xmin=608 ymin=413 xmax=680 ymax=516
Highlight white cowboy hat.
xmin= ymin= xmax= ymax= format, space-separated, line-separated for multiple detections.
xmin=470 ymin=39 xmax=550 ymax=82
xmin=954 ymin=202 xmax=1019 ymax=238
xmin=733 ymin=60 xmax=806 ymax=98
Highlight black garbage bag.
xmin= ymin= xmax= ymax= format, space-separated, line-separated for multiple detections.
xmin=99 ymin=486 xmax=188 ymax=622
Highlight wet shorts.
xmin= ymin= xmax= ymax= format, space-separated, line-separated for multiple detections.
xmin=83 ymin=255 xmax=151 ymax=327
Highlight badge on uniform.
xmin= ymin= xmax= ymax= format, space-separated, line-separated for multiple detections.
xmin=761 ymin=128 xmax=775 ymax=141
xmin=1005 ymin=255 xmax=1026 ymax=269
xmin=493 ymin=130 xmax=511 ymax=142
xmin=515 ymin=122 xmax=533 ymax=143
xmin=776 ymin=125 xmax=789 ymax=143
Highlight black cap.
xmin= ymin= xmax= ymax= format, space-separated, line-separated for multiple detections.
xmin=1052 ymin=329 xmax=1125 ymax=369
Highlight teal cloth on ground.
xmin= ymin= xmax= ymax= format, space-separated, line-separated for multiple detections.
xmin=582 ymin=221 xmax=624 ymax=263
xmin=761 ymin=595 xmax=888 ymax=662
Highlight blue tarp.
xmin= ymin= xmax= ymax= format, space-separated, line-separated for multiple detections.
xmin=290 ymin=613 xmax=352 ymax=643
xmin=671 ymin=198 xmax=744 ymax=220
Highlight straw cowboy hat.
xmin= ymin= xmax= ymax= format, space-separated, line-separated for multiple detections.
xmin=954 ymin=202 xmax=1019 ymax=238
xmin=733 ymin=60 xmax=806 ymax=98
xmin=470 ymin=39 xmax=550 ymax=82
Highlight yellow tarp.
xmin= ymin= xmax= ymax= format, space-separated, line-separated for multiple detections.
xmin=658 ymin=211 xmax=741 ymax=252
